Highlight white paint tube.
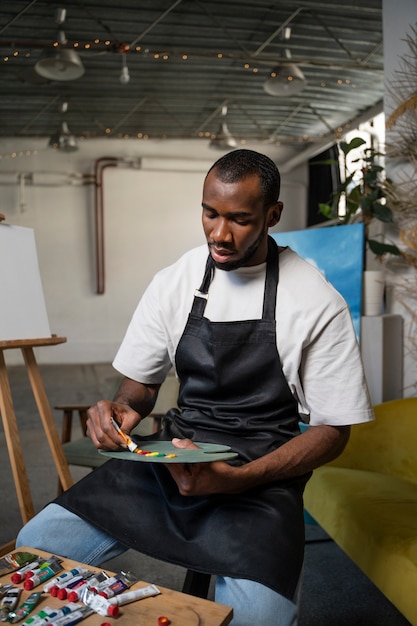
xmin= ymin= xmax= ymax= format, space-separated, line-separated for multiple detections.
xmin=108 ymin=584 xmax=161 ymax=606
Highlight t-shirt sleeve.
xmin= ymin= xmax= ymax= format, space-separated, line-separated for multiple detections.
xmin=300 ymin=306 xmax=374 ymax=426
xmin=112 ymin=275 xmax=173 ymax=384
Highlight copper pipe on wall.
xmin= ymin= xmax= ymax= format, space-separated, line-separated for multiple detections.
xmin=94 ymin=157 xmax=118 ymax=294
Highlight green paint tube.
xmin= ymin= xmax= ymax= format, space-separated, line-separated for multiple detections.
xmin=0 ymin=552 xmax=38 ymax=577
xmin=8 ymin=592 xmax=42 ymax=624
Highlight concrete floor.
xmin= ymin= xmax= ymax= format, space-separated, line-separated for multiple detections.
xmin=0 ymin=363 xmax=412 ymax=625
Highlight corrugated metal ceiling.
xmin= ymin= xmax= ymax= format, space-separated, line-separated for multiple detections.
xmin=0 ymin=0 xmax=384 ymax=152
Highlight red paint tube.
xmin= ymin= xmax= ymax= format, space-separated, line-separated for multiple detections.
xmin=10 ymin=560 xmax=43 ymax=584
xmin=66 ymin=571 xmax=110 ymax=602
xmin=24 ymin=560 xmax=63 ymax=590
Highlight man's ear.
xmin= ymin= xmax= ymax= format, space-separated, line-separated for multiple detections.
xmin=267 ymin=201 xmax=283 ymax=228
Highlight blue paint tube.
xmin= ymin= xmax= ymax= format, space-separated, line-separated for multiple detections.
xmin=8 ymin=592 xmax=42 ymax=624
xmin=43 ymin=567 xmax=92 ymax=594
xmin=21 ymin=604 xmax=82 ymax=626
xmin=44 ymin=605 xmax=94 ymax=626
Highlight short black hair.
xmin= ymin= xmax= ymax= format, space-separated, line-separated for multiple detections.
xmin=207 ymin=149 xmax=281 ymax=208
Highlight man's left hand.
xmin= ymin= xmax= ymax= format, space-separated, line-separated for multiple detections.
xmin=165 ymin=438 xmax=241 ymax=496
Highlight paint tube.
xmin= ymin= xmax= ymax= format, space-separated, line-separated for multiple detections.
xmin=29 ymin=603 xmax=83 ymax=624
xmin=49 ymin=571 xmax=93 ymax=602
xmin=22 ymin=610 xmax=56 ymax=626
xmin=25 ymin=558 xmax=60 ymax=581
xmin=8 ymin=592 xmax=42 ymax=624
xmin=21 ymin=604 xmax=84 ymax=626
xmin=0 ymin=584 xmax=14 ymax=599
xmin=108 ymin=583 xmax=161 ymax=606
xmin=79 ymin=588 xmax=119 ymax=617
xmin=20 ymin=608 xmax=59 ymax=626
xmin=44 ymin=605 xmax=94 ymax=626
xmin=55 ymin=577 xmax=91 ymax=601
xmin=65 ymin=571 xmax=109 ymax=602
xmin=96 ymin=570 xmax=138 ymax=598
xmin=43 ymin=566 xmax=92 ymax=594
xmin=24 ymin=560 xmax=63 ymax=591
xmin=0 ymin=587 xmax=22 ymax=622
xmin=20 ymin=612 xmax=49 ymax=626
xmin=0 ymin=553 xmax=38 ymax=577
xmin=11 ymin=560 xmax=46 ymax=584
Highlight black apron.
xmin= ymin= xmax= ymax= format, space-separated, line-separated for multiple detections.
xmin=56 ymin=237 xmax=310 ymax=600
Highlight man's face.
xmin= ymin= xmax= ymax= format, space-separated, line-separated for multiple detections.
xmin=202 ymin=171 xmax=282 ymax=271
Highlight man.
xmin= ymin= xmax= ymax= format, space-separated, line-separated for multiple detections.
xmin=17 ymin=149 xmax=373 ymax=626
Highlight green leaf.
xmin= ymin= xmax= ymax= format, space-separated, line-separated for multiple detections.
xmin=318 ymin=203 xmax=333 ymax=218
xmin=368 ymin=239 xmax=402 ymax=256
xmin=372 ymin=203 xmax=393 ymax=222
xmin=346 ymin=185 xmax=362 ymax=213
xmin=340 ymin=137 xmax=366 ymax=155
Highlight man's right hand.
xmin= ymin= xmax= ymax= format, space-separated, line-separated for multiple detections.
xmin=86 ymin=400 xmax=141 ymax=451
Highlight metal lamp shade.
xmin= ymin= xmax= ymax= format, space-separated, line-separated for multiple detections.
xmin=49 ymin=122 xmax=78 ymax=152
xmin=264 ymin=64 xmax=306 ymax=96
xmin=210 ymin=121 xmax=237 ymax=150
xmin=35 ymin=49 xmax=85 ymax=81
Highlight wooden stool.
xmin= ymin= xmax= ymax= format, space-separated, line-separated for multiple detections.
xmin=54 ymin=404 xmax=90 ymax=444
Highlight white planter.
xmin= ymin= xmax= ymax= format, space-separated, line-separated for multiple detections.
xmin=363 ymin=270 xmax=385 ymax=316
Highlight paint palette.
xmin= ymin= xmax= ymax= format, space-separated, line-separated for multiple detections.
xmin=98 ymin=441 xmax=238 ymax=463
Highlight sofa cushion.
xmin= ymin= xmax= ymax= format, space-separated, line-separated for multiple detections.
xmin=328 ymin=398 xmax=417 ymax=486
xmin=305 ymin=465 xmax=417 ymax=625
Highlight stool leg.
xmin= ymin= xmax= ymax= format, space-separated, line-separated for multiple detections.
xmin=61 ymin=410 xmax=74 ymax=444
xmin=182 ymin=570 xmax=211 ymax=598
xmin=79 ymin=410 xmax=88 ymax=436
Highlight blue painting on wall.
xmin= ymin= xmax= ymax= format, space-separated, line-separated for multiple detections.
xmin=272 ymin=223 xmax=364 ymax=340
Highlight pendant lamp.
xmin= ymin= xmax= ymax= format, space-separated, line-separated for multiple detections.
xmin=49 ymin=121 xmax=78 ymax=152
xmin=263 ymin=63 xmax=306 ymax=96
xmin=35 ymin=8 xmax=84 ymax=82
xmin=35 ymin=49 xmax=85 ymax=81
xmin=209 ymin=105 xmax=237 ymax=150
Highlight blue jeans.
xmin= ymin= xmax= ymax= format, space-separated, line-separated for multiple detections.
xmin=17 ymin=504 xmax=299 ymax=626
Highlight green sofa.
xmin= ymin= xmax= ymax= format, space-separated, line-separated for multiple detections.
xmin=304 ymin=397 xmax=417 ymax=625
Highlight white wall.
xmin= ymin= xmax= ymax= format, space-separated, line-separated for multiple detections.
xmin=0 ymin=138 xmax=307 ymax=364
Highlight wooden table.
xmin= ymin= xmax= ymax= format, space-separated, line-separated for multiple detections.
xmin=1 ymin=547 xmax=233 ymax=626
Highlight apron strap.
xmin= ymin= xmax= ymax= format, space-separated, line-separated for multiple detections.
xmin=191 ymin=236 xmax=279 ymax=320
xmin=262 ymin=236 xmax=279 ymax=321
xmin=191 ymin=254 xmax=214 ymax=316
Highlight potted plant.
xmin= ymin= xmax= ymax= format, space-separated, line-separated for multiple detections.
xmin=317 ymin=136 xmax=402 ymax=260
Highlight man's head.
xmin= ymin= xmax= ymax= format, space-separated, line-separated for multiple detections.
xmin=202 ymin=149 xmax=283 ymax=271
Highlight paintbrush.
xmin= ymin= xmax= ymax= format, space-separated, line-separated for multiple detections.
xmin=110 ymin=416 xmax=139 ymax=453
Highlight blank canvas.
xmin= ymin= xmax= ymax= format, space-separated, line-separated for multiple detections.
xmin=0 ymin=223 xmax=51 ymax=341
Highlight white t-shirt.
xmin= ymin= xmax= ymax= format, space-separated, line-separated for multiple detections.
xmin=113 ymin=245 xmax=373 ymax=427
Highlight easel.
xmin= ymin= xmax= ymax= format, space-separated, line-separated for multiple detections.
xmin=0 ymin=337 xmax=74 ymax=553
xmin=0 ymin=215 xmax=74 ymax=555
